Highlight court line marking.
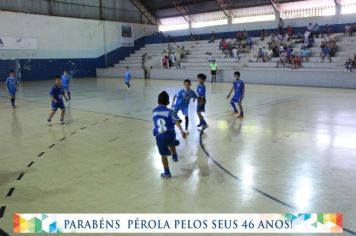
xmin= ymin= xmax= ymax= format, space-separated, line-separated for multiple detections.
xmin=108 ymin=137 xmax=119 ymax=143
xmin=27 ymin=161 xmax=34 ymax=167
xmin=38 ymin=152 xmax=45 ymax=157
xmin=6 ymin=188 xmax=15 ymax=197
xmin=0 ymin=206 xmax=5 ymax=218
xmin=0 ymin=227 xmax=9 ymax=236
xmin=3 ymin=94 xmax=356 ymax=234
xmin=199 ymin=130 xmax=356 ymax=235
xmin=199 ymin=130 xmax=296 ymax=209
xmin=16 ymin=173 xmax=25 ymax=181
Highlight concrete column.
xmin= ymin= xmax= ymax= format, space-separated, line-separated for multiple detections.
xmin=228 ymin=15 xmax=232 ymax=25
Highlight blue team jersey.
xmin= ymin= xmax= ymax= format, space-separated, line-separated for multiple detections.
xmin=124 ymin=71 xmax=131 ymax=82
xmin=152 ymin=105 xmax=179 ymax=136
xmin=50 ymin=85 xmax=64 ymax=100
xmin=197 ymin=84 xmax=206 ymax=97
xmin=61 ymin=74 xmax=71 ymax=88
xmin=233 ymin=80 xmax=245 ymax=98
xmin=174 ymin=89 xmax=198 ymax=108
xmin=6 ymin=76 xmax=17 ymax=92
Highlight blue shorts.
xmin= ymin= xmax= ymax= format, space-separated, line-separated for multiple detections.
xmin=156 ymin=131 xmax=176 ymax=156
xmin=174 ymin=106 xmax=189 ymax=116
xmin=231 ymin=95 xmax=242 ymax=104
xmin=63 ymin=86 xmax=70 ymax=93
xmin=8 ymin=89 xmax=16 ymax=97
xmin=51 ymin=99 xmax=65 ymax=110
xmin=197 ymin=97 xmax=206 ymax=112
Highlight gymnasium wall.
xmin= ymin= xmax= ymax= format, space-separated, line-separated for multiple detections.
xmin=0 ymin=10 xmax=157 ymax=80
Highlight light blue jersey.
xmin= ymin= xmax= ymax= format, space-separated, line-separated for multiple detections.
xmin=174 ymin=89 xmax=198 ymax=109
xmin=231 ymin=79 xmax=245 ymax=103
xmin=6 ymin=76 xmax=18 ymax=95
xmin=61 ymin=74 xmax=71 ymax=88
xmin=124 ymin=70 xmax=131 ymax=82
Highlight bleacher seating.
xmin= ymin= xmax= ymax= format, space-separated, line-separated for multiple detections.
xmin=103 ymin=33 xmax=356 ymax=72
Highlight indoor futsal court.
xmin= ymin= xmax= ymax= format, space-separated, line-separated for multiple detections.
xmin=1 ymin=0 xmax=356 ymax=235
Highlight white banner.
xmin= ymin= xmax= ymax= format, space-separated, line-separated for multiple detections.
xmin=0 ymin=36 xmax=38 ymax=50
xmin=13 ymin=213 xmax=343 ymax=234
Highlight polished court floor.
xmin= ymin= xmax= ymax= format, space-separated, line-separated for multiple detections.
xmin=0 ymin=78 xmax=355 ymax=235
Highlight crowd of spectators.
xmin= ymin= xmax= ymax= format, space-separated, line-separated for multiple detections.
xmin=254 ymin=21 xmax=340 ymax=68
xmin=217 ymin=30 xmax=253 ymax=60
xmin=161 ymin=44 xmax=188 ymax=69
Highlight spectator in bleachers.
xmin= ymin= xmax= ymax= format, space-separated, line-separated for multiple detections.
xmin=256 ymin=48 xmax=265 ymax=62
xmin=300 ymin=46 xmax=310 ymax=62
xmin=170 ymin=52 xmax=176 ymax=68
xmin=286 ymin=46 xmax=294 ymax=61
xmin=219 ymin=38 xmax=225 ymax=50
xmin=344 ymin=24 xmax=352 ymax=37
xmin=246 ymin=36 xmax=253 ymax=49
xmin=232 ymin=47 xmax=239 ymax=62
xmin=209 ymin=31 xmax=216 ymax=43
xmin=161 ymin=53 xmax=169 ymax=69
xmin=167 ymin=44 xmax=174 ymax=53
xmin=287 ymin=25 xmax=293 ymax=38
xmin=260 ymin=29 xmax=266 ymax=41
xmin=304 ymin=27 xmax=311 ymax=44
xmin=276 ymin=51 xmax=288 ymax=68
xmin=320 ymin=41 xmax=331 ymax=62
xmin=294 ymin=32 xmax=304 ymax=44
xmin=330 ymin=41 xmax=337 ymax=57
xmin=264 ymin=48 xmax=273 ymax=61
xmin=278 ymin=17 xmax=284 ymax=33
xmin=222 ymin=40 xmax=229 ymax=58
xmin=206 ymin=53 xmax=214 ymax=63
xmin=243 ymin=30 xmax=248 ymax=39
xmin=291 ymin=54 xmax=302 ymax=69
xmin=344 ymin=58 xmax=353 ymax=72
xmin=236 ymin=31 xmax=243 ymax=42
xmin=313 ymin=23 xmax=320 ymax=38
xmin=307 ymin=23 xmax=314 ymax=39
xmin=353 ymin=54 xmax=356 ymax=68
xmin=322 ymin=24 xmax=331 ymax=39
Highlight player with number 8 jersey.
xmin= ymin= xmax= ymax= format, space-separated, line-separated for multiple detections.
xmin=153 ymin=91 xmax=187 ymax=179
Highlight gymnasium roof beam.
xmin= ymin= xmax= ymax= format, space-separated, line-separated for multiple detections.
xmin=215 ymin=0 xmax=231 ymax=17
xmin=168 ymin=0 xmax=193 ymax=22
xmin=270 ymin=0 xmax=281 ymax=12
xmin=129 ymin=0 xmax=157 ymax=25
xmin=334 ymin=0 xmax=341 ymax=6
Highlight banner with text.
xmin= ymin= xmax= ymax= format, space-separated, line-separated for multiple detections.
xmin=13 ymin=213 xmax=343 ymax=234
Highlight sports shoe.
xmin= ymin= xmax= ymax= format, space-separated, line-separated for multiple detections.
xmin=185 ymin=130 xmax=190 ymax=134
xmin=172 ymin=153 xmax=178 ymax=162
xmin=202 ymin=124 xmax=209 ymax=130
xmin=237 ymin=114 xmax=244 ymax=118
xmin=161 ymin=173 xmax=172 ymax=179
xmin=46 ymin=120 xmax=52 ymax=126
xmin=60 ymin=120 xmax=65 ymax=125
xmin=173 ymin=140 xmax=180 ymax=147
